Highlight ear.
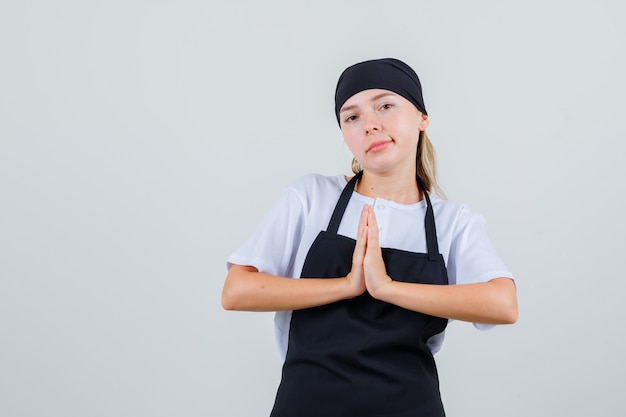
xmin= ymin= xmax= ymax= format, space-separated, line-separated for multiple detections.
xmin=418 ymin=114 xmax=430 ymax=131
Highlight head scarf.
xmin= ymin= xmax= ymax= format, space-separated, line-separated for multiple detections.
xmin=334 ymin=58 xmax=427 ymax=124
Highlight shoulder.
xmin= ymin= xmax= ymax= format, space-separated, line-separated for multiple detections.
xmin=429 ymin=194 xmax=487 ymax=234
xmin=284 ymin=173 xmax=347 ymax=209
xmin=429 ymin=193 xmax=473 ymax=220
xmin=288 ymin=173 xmax=346 ymax=192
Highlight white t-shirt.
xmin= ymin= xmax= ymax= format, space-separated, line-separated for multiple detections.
xmin=227 ymin=174 xmax=514 ymax=358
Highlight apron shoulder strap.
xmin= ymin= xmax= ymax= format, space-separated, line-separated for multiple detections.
xmin=327 ymin=172 xmax=362 ymax=236
xmin=327 ymin=172 xmax=440 ymax=260
xmin=417 ymin=176 xmax=440 ymax=261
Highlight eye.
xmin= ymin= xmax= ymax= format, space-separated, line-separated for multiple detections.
xmin=344 ymin=114 xmax=358 ymax=123
xmin=380 ymin=103 xmax=393 ymax=111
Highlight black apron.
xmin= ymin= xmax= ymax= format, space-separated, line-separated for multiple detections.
xmin=270 ymin=173 xmax=449 ymax=417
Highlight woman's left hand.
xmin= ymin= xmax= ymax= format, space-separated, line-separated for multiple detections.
xmin=356 ymin=205 xmax=518 ymax=324
xmin=361 ymin=205 xmax=393 ymax=297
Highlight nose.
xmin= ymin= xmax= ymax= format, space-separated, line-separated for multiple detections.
xmin=363 ymin=112 xmax=381 ymax=135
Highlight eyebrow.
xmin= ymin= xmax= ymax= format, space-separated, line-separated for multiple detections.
xmin=339 ymin=92 xmax=396 ymax=114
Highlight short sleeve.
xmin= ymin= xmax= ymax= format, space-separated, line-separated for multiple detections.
xmin=446 ymin=205 xmax=515 ymax=330
xmin=227 ymin=186 xmax=306 ymax=278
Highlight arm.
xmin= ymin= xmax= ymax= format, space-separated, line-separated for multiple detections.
xmin=362 ymin=205 xmax=518 ymax=324
xmin=222 ymin=204 xmax=370 ymax=312
xmin=221 ymin=265 xmax=364 ymax=311
xmin=370 ymin=277 xmax=518 ymax=324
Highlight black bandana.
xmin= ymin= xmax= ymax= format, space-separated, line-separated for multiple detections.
xmin=334 ymin=58 xmax=427 ymax=124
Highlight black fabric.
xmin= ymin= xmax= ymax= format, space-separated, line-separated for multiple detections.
xmin=335 ymin=58 xmax=428 ymax=124
xmin=270 ymin=176 xmax=449 ymax=417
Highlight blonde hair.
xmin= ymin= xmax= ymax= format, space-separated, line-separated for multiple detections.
xmin=417 ymin=131 xmax=445 ymax=198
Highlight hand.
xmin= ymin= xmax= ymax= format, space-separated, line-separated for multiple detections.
xmin=362 ymin=206 xmax=392 ymax=297
xmin=345 ymin=205 xmax=368 ymax=297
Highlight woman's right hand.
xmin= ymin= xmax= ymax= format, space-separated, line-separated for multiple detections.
xmin=222 ymin=206 xmax=370 ymax=312
xmin=345 ymin=205 xmax=368 ymax=297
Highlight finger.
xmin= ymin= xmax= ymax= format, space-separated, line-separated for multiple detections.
xmin=352 ymin=205 xmax=369 ymax=265
xmin=359 ymin=204 xmax=370 ymax=227
xmin=363 ymin=209 xmax=391 ymax=294
xmin=358 ymin=205 xmax=370 ymax=245
xmin=364 ymin=210 xmax=385 ymax=272
xmin=366 ymin=208 xmax=381 ymax=249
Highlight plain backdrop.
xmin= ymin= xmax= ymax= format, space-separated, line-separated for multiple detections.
xmin=1 ymin=0 xmax=625 ymax=416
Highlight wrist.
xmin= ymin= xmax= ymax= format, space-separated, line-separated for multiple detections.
xmin=344 ymin=273 xmax=365 ymax=299
xmin=368 ymin=275 xmax=393 ymax=300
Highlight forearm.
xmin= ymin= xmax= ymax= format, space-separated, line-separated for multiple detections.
xmin=371 ymin=277 xmax=518 ymax=324
xmin=222 ymin=265 xmax=359 ymax=312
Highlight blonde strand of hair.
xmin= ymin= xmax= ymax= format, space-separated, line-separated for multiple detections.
xmin=351 ymin=157 xmax=363 ymax=175
xmin=417 ymin=131 xmax=446 ymax=199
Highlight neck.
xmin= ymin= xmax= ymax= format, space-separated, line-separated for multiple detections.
xmin=355 ymin=169 xmax=423 ymax=204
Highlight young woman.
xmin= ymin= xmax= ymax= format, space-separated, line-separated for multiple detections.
xmin=222 ymin=58 xmax=518 ymax=417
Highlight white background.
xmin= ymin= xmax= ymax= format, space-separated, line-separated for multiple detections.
xmin=1 ymin=0 xmax=625 ymax=416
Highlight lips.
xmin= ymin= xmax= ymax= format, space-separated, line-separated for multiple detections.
xmin=366 ymin=139 xmax=393 ymax=153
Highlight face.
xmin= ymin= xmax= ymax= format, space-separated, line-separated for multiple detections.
xmin=339 ymin=89 xmax=429 ymax=176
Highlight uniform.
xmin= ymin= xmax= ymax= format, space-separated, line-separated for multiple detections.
xmin=227 ymin=173 xmax=514 ymax=416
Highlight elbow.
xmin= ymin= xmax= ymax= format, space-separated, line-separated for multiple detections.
xmin=483 ymin=301 xmax=517 ymax=325
xmin=221 ymin=277 xmax=240 ymax=311
xmin=221 ymin=291 xmax=235 ymax=311
xmin=221 ymin=283 xmax=241 ymax=311
xmin=500 ymin=303 xmax=518 ymax=324
xmin=489 ymin=278 xmax=518 ymax=324
xmin=499 ymin=289 xmax=519 ymax=324
xmin=222 ymin=265 xmax=260 ymax=311
xmin=221 ymin=265 xmax=248 ymax=311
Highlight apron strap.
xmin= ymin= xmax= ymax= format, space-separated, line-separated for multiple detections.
xmin=327 ymin=172 xmax=440 ymax=260
xmin=417 ymin=176 xmax=440 ymax=261
xmin=327 ymin=172 xmax=362 ymax=236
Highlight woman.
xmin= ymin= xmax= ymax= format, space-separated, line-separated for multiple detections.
xmin=222 ymin=58 xmax=518 ymax=417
